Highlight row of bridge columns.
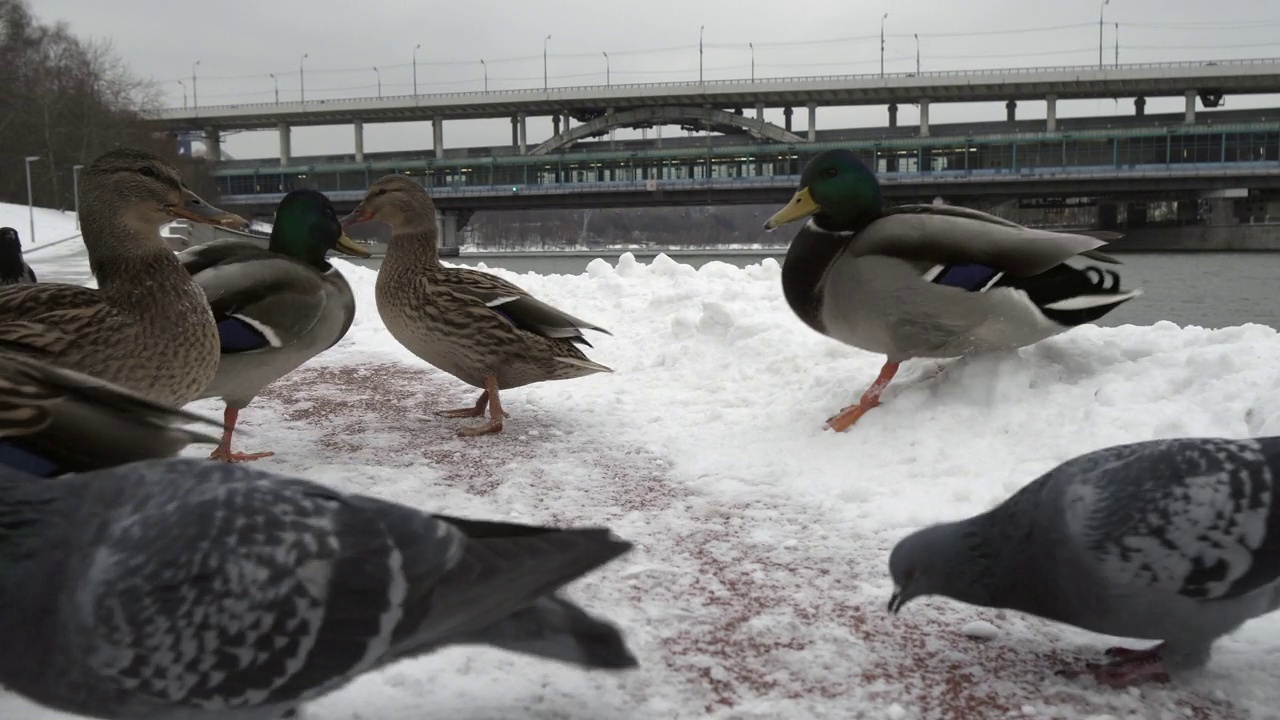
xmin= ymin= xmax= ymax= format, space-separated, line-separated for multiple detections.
xmin=227 ymin=89 xmax=1206 ymax=167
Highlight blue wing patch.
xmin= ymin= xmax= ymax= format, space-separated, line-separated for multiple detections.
xmin=217 ymin=316 xmax=270 ymax=353
xmin=929 ymin=263 xmax=1003 ymax=292
xmin=0 ymin=441 xmax=60 ymax=477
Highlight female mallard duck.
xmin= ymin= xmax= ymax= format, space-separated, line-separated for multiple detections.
xmin=0 ymin=349 xmax=221 ymax=476
xmin=0 ymin=228 xmax=36 ymax=285
xmin=178 ymin=188 xmax=370 ymax=462
xmin=764 ymin=149 xmax=1141 ymax=432
xmin=0 ymin=148 xmax=246 ymax=407
xmin=341 ymin=175 xmax=611 ymax=436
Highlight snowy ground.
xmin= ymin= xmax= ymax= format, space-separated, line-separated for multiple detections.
xmin=4 ymin=201 xmax=1280 ymax=719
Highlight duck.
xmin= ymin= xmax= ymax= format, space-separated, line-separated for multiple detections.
xmin=763 ymin=149 xmax=1141 ymax=432
xmin=0 ymin=349 xmax=221 ymax=476
xmin=0 ymin=148 xmax=247 ymax=407
xmin=341 ymin=175 xmax=611 ymax=436
xmin=178 ymin=188 xmax=371 ymax=462
xmin=0 ymin=228 xmax=36 ymax=285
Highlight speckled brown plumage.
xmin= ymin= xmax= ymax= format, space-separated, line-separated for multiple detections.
xmin=0 ymin=148 xmax=246 ymax=407
xmin=342 ymin=175 xmax=611 ymax=435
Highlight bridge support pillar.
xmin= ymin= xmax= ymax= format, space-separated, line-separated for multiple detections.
xmin=1126 ymin=203 xmax=1148 ymax=229
xmin=517 ymin=113 xmax=527 ymax=154
xmin=436 ymin=211 xmax=460 ymax=249
xmin=204 ymin=129 xmax=221 ymax=163
xmin=353 ymin=120 xmax=364 ymax=162
xmin=918 ymin=99 xmax=930 ymax=137
xmin=807 ymin=102 xmax=817 ymax=142
xmin=1177 ymin=200 xmax=1200 ymax=225
xmin=1045 ymin=94 xmax=1057 ymax=132
xmin=1135 ymin=96 xmax=1146 ymax=117
xmin=277 ymin=122 xmax=291 ymax=166
xmin=1184 ymin=90 xmax=1197 ymax=124
xmin=432 ymin=116 xmax=444 ymax=159
xmin=1006 ymin=100 xmax=1016 ymax=122
xmin=553 ymin=115 xmax=561 ymax=135
xmin=783 ymin=106 xmax=793 ymax=132
xmin=887 ymin=103 xmax=897 ymax=127
xmin=511 ymin=117 xmax=519 ymax=147
xmin=755 ymin=103 xmax=764 ymax=121
xmin=562 ymin=113 xmax=571 ymax=133
xmin=1097 ymin=201 xmax=1119 ymax=230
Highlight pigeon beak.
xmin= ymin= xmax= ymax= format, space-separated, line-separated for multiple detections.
xmin=888 ymin=587 xmax=905 ymax=614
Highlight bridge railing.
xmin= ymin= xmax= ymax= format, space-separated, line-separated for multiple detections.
xmin=152 ymin=56 xmax=1280 ymax=117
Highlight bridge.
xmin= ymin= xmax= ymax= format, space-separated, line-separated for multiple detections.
xmin=147 ymin=58 xmax=1280 ymax=165
xmin=207 ymin=119 xmax=1280 ymax=246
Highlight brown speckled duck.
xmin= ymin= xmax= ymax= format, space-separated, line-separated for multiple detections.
xmin=342 ymin=175 xmax=611 ymax=436
xmin=0 ymin=349 xmax=221 ymax=477
xmin=0 ymin=148 xmax=246 ymax=407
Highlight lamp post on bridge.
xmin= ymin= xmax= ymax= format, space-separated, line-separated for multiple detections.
xmin=372 ymin=66 xmax=381 ymax=98
xmin=699 ymin=25 xmax=705 ymax=83
xmin=269 ymin=73 xmax=279 ymax=103
xmin=603 ymin=51 xmax=610 ymax=87
xmin=300 ymin=53 xmax=308 ymax=102
xmin=413 ymin=43 xmax=421 ymax=95
xmin=915 ymin=33 xmax=920 ymax=74
xmin=191 ymin=60 xmax=200 ymax=109
xmin=749 ymin=42 xmax=754 ymax=82
xmin=543 ymin=34 xmax=552 ymax=90
xmin=1098 ymin=0 xmax=1110 ymax=68
xmin=480 ymin=59 xmax=488 ymax=92
xmin=880 ymin=14 xmax=888 ymax=77
xmin=176 ymin=80 xmax=187 ymax=109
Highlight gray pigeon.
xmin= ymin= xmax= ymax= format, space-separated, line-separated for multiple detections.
xmin=887 ymin=436 xmax=1280 ymax=687
xmin=0 ymin=458 xmax=637 ymax=719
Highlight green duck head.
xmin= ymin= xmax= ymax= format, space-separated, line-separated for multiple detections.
xmin=763 ymin=149 xmax=883 ymax=233
xmin=269 ymin=189 xmax=370 ymax=267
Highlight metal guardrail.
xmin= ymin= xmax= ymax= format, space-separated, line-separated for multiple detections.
xmin=152 ymin=57 xmax=1280 ymax=117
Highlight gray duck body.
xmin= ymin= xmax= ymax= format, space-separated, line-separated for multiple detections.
xmin=376 ymin=230 xmax=610 ymax=391
xmin=782 ymin=205 xmax=1140 ymax=363
xmin=179 ymin=239 xmax=358 ymax=409
xmin=0 ymin=458 xmax=636 ymax=719
xmin=890 ymin=436 xmax=1280 ymax=672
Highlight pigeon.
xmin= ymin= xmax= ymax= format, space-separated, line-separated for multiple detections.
xmin=0 ymin=457 xmax=637 ymax=719
xmin=0 ymin=348 xmax=221 ymax=475
xmin=0 ymin=227 xmax=36 ymax=286
xmin=887 ymin=436 xmax=1280 ymax=687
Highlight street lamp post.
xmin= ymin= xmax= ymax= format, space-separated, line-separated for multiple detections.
xmin=1099 ymin=0 xmax=1110 ymax=68
xmin=480 ymin=59 xmax=488 ymax=92
xmin=749 ymin=42 xmax=755 ymax=82
xmin=543 ymin=34 xmax=552 ymax=90
xmin=176 ymin=79 xmax=187 ymax=109
xmin=699 ymin=25 xmax=705 ymax=83
xmin=603 ymin=51 xmax=610 ymax=87
xmin=269 ymin=73 xmax=279 ymax=103
xmin=300 ymin=53 xmax=309 ymax=102
xmin=72 ymin=164 xmax=84 ymax=230
xmin=23 ymin=156 xmax=39 ymax=244
xmin=1114 ymin=22 xmax=1120 ymax=67
xmin=372 ymin=66 xmax=381 ymax=97
xmin=880 ymin=14 xmax=888 ymax=77
xmin=915 ymin=33 xmax=920 ymax=74
xmin=192 ymin=60 xmax=201 ymax=109
xmin=413 ymin=43 xmax=421 ymax=95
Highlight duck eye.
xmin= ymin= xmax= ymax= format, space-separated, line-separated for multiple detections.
xmin=138 ymin=166 xmax=157 ymax=178
xmin=823 ymin=167 xmax=838 ymax=179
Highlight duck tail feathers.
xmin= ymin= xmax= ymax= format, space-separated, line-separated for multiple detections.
xmin=556 ymin=356 xmax=614 ymax=374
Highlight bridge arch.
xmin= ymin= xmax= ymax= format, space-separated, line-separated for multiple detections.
xmin=529 ymin=105 xmax=803 ymax=155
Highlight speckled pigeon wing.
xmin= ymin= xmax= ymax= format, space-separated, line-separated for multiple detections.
xmin=76 ymin=463 xmax=443 ymax=710
xmin=1061 ymin=437 xmax=1280 ymax=602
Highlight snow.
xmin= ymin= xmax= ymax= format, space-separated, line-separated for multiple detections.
xmin=6 ymin=200 xmax=1280 ymax=719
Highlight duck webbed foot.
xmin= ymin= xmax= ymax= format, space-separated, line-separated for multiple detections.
xmin=826 ymin=361 xmax=900 ymax=432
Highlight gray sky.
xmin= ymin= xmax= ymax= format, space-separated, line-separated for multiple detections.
xmin=33 ymin=0 xmax=1280 ymax=161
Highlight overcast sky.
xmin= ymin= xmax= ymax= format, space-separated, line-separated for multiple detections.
xmin=33 ymin=0 xmax=1280 ymax=161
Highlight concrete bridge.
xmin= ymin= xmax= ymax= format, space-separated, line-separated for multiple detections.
xmin=147 ymin=57 xmax=1280 ymax=165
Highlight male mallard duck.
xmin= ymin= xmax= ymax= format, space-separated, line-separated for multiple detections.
xmin=0 ymin=148 xmax=246 ymax=407
xmin=764 ymin=149 xmax=1141 ymax=432
xmin=0 ymin=228 xmax=36 ymax=285
xmin=0 ymin=349 xmax=221 ymax=476
xmin=341 ymin=175 xmax=611 ymax=436
xmin=178 ymin=188 xmax=371 ymax=462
